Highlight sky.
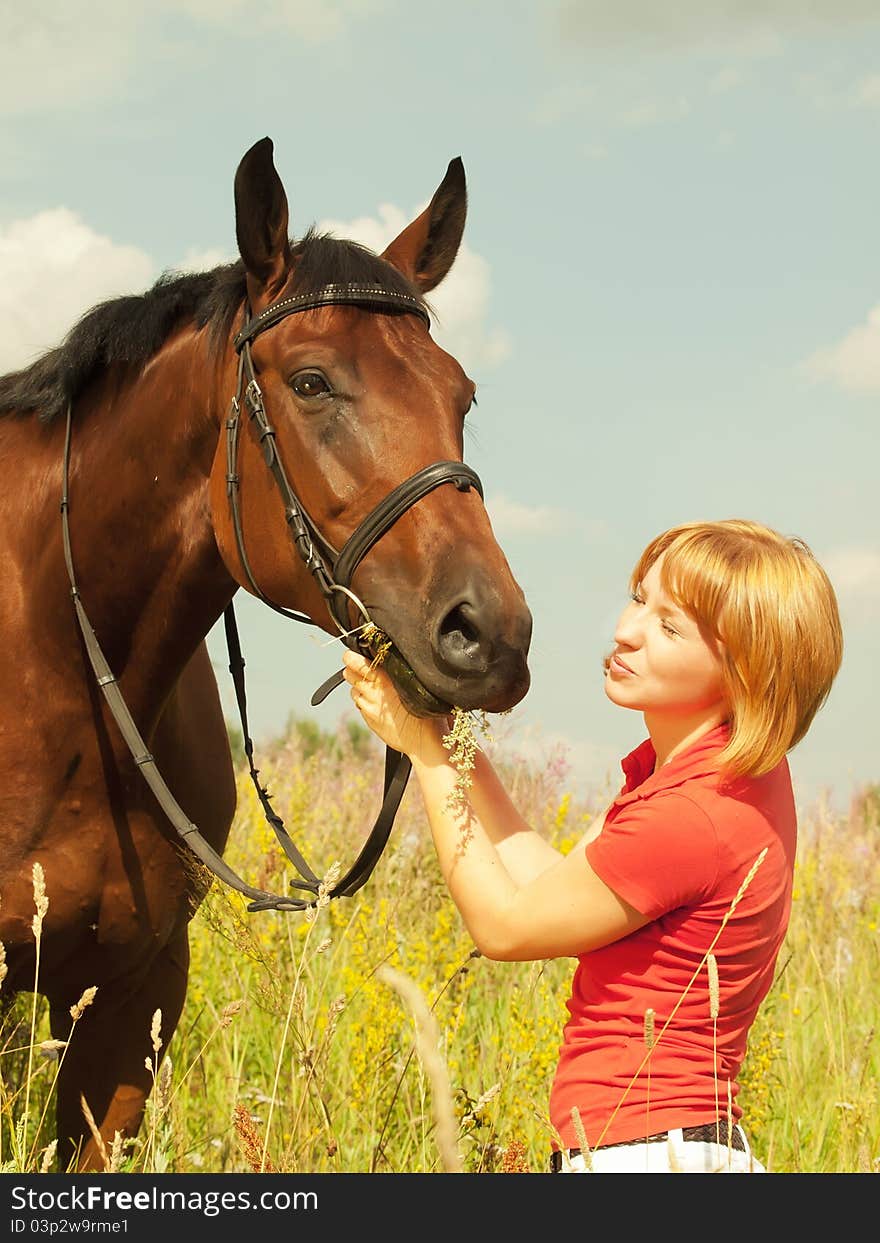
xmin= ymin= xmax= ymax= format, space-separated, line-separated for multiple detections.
xmin=2 ymin=1 xmax=878 ymax=814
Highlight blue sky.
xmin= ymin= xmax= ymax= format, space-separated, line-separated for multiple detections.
xmin=3 ymin=2 xmax=878 ymax=812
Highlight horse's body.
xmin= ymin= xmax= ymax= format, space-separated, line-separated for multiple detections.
xmin=0 ymin=139 xmax=531 ymax=1168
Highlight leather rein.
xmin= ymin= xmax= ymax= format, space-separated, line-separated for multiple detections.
xmin=61 ymin=281 xmax=483 ymax=913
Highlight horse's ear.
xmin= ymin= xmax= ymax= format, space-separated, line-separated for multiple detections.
xmin=381 ymin=158 xmax=466 ymax=292
xmin=234 ymin=137 xmax=292 ymax=299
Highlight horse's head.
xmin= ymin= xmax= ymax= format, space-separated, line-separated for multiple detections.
xmin=209 ymin=137 xmax=531 ymax=716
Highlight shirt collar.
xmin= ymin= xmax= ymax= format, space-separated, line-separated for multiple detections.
xmin=616 ymin=722 xmax=731 ymax=805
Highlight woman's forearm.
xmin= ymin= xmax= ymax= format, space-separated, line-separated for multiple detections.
xmin=408 ymin=746 xmax=521 ymax=953
xmin=409 ymin=724 xmax=562 ymax=884
xmin=407 ymin=733 xmax=563 ymax=949
xmin=462 ymin=748 xmax=563 ymax=882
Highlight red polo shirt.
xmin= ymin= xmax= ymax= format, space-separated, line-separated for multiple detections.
xmin=549 ymin=723 xmax=796 ymax=1150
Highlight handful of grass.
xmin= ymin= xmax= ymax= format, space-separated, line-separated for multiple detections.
xmin=360 ymin=622 xmax=391 ymax=668
xmin=357 ymin=622 xmax=495 ymax=816
xmin=442 ymin=708 xmax=494 ymax=816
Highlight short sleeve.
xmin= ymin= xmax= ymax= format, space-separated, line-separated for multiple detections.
xmin=585 ymin=793 xmax=720 ymax=919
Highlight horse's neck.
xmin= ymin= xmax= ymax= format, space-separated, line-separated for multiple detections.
xmin=59 ymin=334 xmax=234 ymax=713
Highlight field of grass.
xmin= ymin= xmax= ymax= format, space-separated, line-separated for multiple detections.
xmin=2 ymin=716 xmax=878 ymax=1174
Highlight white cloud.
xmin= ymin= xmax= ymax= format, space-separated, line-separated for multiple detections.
xmin=0 ymin=2 xmax=380 ymax=115
xmin=485 ymin=494 xmax=568 ymax=538
xmin=853 ymin=74 xmax=880 ymax=107
xmin=556 ymin=1 xmax=880 ymax=53
xmin=0 ymin=208 xmax=155 ymax=373
xmin=822 ymin=547 xmax=880 ymax=615
xmin=319 ymin=204 xmax=511 ymax=375
xmin=532 ymin=82 xmax=594 ymax=126
xmin=802 ymin=304 xmax=880 ymax=394
xmin=620 ymin=96 xmax=690 ymax=128
xmin=0 ymin=3 xmax=141 ymax=115
xmin=0 ymin=190 xmax=509 ymax=382
xmin=709 ymin=67 xmax=744 ymax=94
xmin=175 ymin=0 xmax=385 ymax=39
xmin=319 ymin=204 xmax=408 ymax=258
xmin=174 ymin=247 xmax=235 ymax=275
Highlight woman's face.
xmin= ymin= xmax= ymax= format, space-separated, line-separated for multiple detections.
xmin=605 ymin=553 xmax=727 ymax=721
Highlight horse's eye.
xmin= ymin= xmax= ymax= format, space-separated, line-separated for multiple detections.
xmin=290 ymin=370 xmax=331 ymax=399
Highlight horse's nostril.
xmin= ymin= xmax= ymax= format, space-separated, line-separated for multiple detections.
xmin=441 ymin=604 xmax=480 ymax=645
xmin=437 ymin=602 xmax=488 ymax=670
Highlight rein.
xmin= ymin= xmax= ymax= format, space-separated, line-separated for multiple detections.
xmin=61 ymin=281 xmax=483 ymax=913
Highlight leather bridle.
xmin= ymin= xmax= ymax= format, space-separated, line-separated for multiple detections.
xmin=61 ymin=281 xmax=483 ymax=912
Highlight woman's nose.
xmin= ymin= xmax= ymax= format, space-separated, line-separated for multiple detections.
xmin=614 ymin=603 xmax=641 ymax=648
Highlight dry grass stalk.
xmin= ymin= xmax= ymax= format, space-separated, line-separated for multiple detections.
xmin=80 ymin=1094 xmax=110 ymax=1172
xmin=708 ymin=950 xmax=721 ymax=1137
xmin=156 ymin=1057 xmax=173 ymax=1112
xmin=150 ymin=1010 xmax=163 ymax=1055
xmin=25 ymin=864 xmax=50 ymax=1149
xmin=569 ymin=1105 xmax=592 ymax=1171
xmin=31 ymin=863 xmax=48 ymax=937
xmin=38 ymin=1039 xmax=67 ymax=1060
xmin=643 ymin=1007 xmax=656 ymax=1050
xmin=707 ymin=953 xmax=720 ymax=1019
xmin=108 ymin=1131 xmax=126 ymax=1173
xmin=70 ymin=987 xmax=98 ymax=1021
xmin=461 ymin=1082 xmax=500 ymax=1126
xmin=643 ymin=1006 xmax=655 ymax=1145
xmin=305 ymin=860 xmax=343 ymax=925
xmin=163 ymin=999 xmax=246 ymax=1119
xmin=378 ymin=964 xmax=463 ymax=1173
xmin=219 ymin=1000 xmax=244 ymax=1029
xmin=39 ymin=1140 xmax=57 ymax=1173
xmin=27 ymin=988 xmax=97 ymax=1169
xmin=233 ymin=1103 xmax=278 ymax=1173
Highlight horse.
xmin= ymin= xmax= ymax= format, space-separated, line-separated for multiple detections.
xmin=0 ymin=137 xmax=532 ymax=1170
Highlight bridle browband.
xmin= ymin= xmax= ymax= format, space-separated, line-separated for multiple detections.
xmin=61 ymin=280 xmax=484 ymax=913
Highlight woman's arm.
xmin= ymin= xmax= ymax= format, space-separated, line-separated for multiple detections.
xmin=453 ymin=745 xmax=568 ymax=884
xmin=343 ymin=651 xmax=647 ymax=961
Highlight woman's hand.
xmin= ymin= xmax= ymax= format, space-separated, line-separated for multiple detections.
xmin=342 ymin=649 xmax=447 ymax=761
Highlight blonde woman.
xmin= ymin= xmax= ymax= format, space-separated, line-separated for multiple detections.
xmin=343 ymin=520 xmax=842 ymax=1173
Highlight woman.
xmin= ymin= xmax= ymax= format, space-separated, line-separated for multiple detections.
xmin=342 ymin=519 xmax=842 ymax=1173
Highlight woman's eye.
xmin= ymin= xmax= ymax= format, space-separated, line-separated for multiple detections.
xmin=661 ymin=621 xmax=678 ymax=637
xmin=291 ymin=370 xmax=331 ymax=399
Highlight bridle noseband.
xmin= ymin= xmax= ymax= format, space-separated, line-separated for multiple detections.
xmin=62 ymin=280 xmax=484 ymax=913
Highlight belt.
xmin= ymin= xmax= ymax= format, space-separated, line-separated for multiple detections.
xmin=550 ymin=1120 xmax=746 ymax=1172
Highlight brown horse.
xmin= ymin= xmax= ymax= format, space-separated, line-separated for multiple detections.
xmin=0 ymin=137 xmax=532 ymax=1170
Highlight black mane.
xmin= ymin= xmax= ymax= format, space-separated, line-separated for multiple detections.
xmin=0 ymin=232 xmax=426 ymax=423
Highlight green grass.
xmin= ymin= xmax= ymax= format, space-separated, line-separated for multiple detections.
xmin=2 ymin=719 xmax=878 ymax=1174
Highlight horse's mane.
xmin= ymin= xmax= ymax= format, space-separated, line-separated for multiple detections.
xmin=0 ymin=232 xmax=427 ymax=423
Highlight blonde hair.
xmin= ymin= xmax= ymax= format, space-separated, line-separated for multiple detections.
xmin=630 ymin=519 xmax=843 ymax=778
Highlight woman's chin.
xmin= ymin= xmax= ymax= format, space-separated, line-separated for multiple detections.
xmin=604 ymin=679 xmax=642 ymax=710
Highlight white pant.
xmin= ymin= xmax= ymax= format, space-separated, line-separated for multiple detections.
xmin=554 ymin=1127 xmax=766 ymax=1173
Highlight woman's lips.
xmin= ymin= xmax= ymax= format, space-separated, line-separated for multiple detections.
xmin=610 ymin=654 xmax=635 ymax=675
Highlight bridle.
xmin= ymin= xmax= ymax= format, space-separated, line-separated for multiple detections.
xmin=227 ymin=282 xmax=482 ymax=646
xmin=61 ymin=280 xmax=483 ymax=913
